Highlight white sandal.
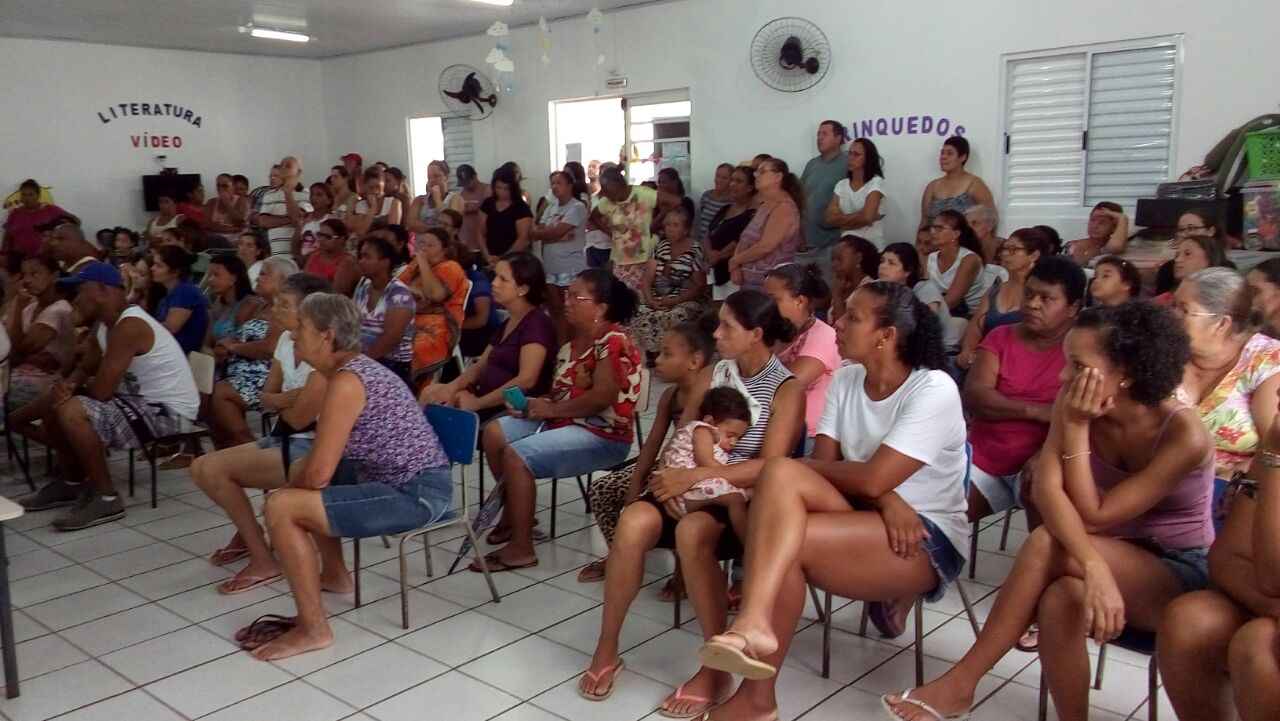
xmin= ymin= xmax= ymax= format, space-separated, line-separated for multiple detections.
xmin=879 ymin=688 xmax=971 ymax=721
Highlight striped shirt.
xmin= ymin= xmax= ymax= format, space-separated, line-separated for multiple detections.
xmin=695 ymin=190 xmax=731 ymax=241
xmin=711 ymin=355 xmax=794 ymax=463
xmin=257 ymin=188 xmax=312 ymax=256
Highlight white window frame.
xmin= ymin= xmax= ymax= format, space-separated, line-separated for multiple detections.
xmin=996 ymin=34 xmax=1184 ymax=227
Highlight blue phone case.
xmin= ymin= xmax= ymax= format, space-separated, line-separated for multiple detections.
xmin=503 ymin=386 xmax=528 ymax=411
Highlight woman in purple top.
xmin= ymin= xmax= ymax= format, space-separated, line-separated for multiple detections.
xmin=420 ymin=252 xmax=556 ymax=422
xmin=247 ymin=293 xmax=452 ymax=663
xmin=886 ymin=303 xmax=1214 ymax=721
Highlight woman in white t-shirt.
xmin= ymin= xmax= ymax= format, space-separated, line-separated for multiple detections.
xmin=4 ymin=254 xmax=76 ymax=432
xmin=692 ymin=281 xmax=969 ymax=718
xmin=824 ymin=138 xmax=887 ymax=250
xmin=925 ymin=209 xmax=989 ymax=318
xmin=192 ymin=273 xmax=333 ymax=594
xmin=295 ymin=182 xmax=336 ymax=259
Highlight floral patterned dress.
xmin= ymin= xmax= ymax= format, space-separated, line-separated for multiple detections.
xmin=546 ymin=325 xmax=642 ymax=443
xmin=226 ymin=318 xmax=272 ymax=408
xmin=630 ymin=237 xmax=708 ymax=353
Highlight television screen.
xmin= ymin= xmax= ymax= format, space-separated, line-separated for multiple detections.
xmin=141 ymin=173 xmax=201 ymax=212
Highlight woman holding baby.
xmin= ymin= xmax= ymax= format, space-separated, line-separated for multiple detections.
xmin=577 ymin=289 xmax=804 ymax=719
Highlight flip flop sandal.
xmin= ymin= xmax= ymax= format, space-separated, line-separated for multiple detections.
xmin=486 ymin=519 xmax=544 ymax=545
xmin=577 ymin=558 xmax=607 ymax=583
xmin=868 ymin=599 xmax=909 ymax=639
xmin=656 ymin=577 xmax=687 ymax=603
xmin=218 ymin=572 xmax=283 ymax=596
xmin=697 ymin=631 xmax=777 ymax=680
xmin=1015 ymin=624 xmax=1040 ymax=652
xmin=879 ymin=688 xmax=971 ymax=721
xmin=236 ymin=614 xmax=296 ymax=651
xmin=209 ymin=545 xmax=251 ymax=567
xmin=656 ymin=682 xmax=730 ymax=719
xmin=576 ymin=659 xmax=625 ymax=701
xmin=469 ymin=551 xmax=539 ymax=573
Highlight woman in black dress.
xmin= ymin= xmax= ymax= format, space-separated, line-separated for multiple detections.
xmin=704 ymin=165 xmax=758 ymax=303
xmin=479 ymin=165 xmax=534 ymax=265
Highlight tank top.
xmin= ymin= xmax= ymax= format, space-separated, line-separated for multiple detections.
xmin=736 ymin=201 xmax=801 ymax=290
xmin=96 ymin=306 xmax=200 ymax=420
xmin=982 ymin=280 xmax=1022 ymax=333
xmin=1091 ymin=408 xmax=1215 ymax=550
xmin=926 ymin=178 xmax=978 ymax=222
xmin=927 ymin=247 xmax=987 ymax=312
xmin=339 ymin=354 xmax=448 ymax=487
xmin=710 ymin=355 xmax=794 ymax=462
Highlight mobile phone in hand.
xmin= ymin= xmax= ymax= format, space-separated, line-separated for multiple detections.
xmin=503 ymin=386 xmax=529 ymax=412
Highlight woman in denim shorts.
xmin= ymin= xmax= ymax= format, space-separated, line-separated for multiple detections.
xmin=246 ymin=293 xmax=453 ymax=662
xmin=887 ymin=302 xmax=1215 ymax=721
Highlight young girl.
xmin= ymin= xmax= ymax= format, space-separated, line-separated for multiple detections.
xmin=658 ymin=387 xmax=752 ymax=536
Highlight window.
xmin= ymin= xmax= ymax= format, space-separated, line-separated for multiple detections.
xmin=1002 ymin=36 xmax=1181 ymax=215
xmin=407 ymin=115 xmax=444 ymax=197
xmin=549 ymin=89 xmax=690 ymax=186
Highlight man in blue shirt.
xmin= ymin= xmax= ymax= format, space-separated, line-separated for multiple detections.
xmin=798 ymin=120 xmax=849 ymax=283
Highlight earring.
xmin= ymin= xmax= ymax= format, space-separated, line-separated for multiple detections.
xmin=876 ymin=340 xmax=885 ymax=350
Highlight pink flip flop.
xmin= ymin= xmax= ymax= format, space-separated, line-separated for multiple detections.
xmin=657 ymin=682 xmax=729 ymax=718
xmin=577 ymin=659 xmax=625 ymax=701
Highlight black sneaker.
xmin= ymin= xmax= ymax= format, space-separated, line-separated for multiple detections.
xmin=52 ymin=494 xmax=125 ymax=531
xmin=18 ymin=480 xmax=83 ymax=511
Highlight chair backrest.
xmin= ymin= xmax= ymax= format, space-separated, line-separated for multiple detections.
xmin=424 ymin=403 xmax=479 ymax=466
xmin=635 ymin=366 xmax=652 ymax=415
xmin=188 ymin=351 xmax=216 ymax=395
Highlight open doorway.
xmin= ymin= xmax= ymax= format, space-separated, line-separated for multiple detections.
xmin=550 ymin=89 xmax=691 ymax=187
xmin=407 ymin=115 xmax=445 ymax=197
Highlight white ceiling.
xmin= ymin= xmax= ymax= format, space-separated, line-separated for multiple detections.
xmin=0 ymin=0 xmax=665 ymax=58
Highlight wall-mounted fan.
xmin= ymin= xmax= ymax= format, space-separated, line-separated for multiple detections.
xmin=439 ymin=64 xmax=498 ymax=120
xmin=749 ymin=17 xmax=831 ymax=93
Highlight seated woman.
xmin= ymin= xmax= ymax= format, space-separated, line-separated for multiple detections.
xmin=420 ymin=253 xmax=556 ymax=421
xmin=204 ymin=255 xmax=260 ymax=350
xmin=244 ymin=293 xmax=453 ymax=661
xmin=965 ymin=205 xmax=1004 ymax=264
xmin=579 ymin=290 xmax=803 ymax=717
xmin=1088 ymin=255 xmax=1142 ymax=307
xmin=238 ymin=231 xmax=270 ymax=288
xmin=918 ymin=136 xmax=995 ymax=244
xmin=151 ymin=245 xmax=210 ymax=354
xmin=923 ymin=209 xmax=989 ymax=319
xmin=829 ymin=235 xmax=880 ymax=322
xmin=884 ymin=302 xmax=1214 ymax=721
xmin=1065 ymin=202 xmax=1129 ymax=266
xmin=477 ymin=269 xmax=641 ymax=572
xmin=632 ymin=206 xmax=708 ymax=362
xmin=964 ymin=257 xmax=1085 ymax=528
xmin=704 ymin=165 xmax=757 ymax=303
xmin=651 ymin=168 xmax=697 ymax=240
xmin=4 ymin=254 xmax=76 ymax=439
xmin=1174 ymin=268 xmax=1280 ymax=525
xmin=1247 ymin=257 xmax=1280 ymax=338
xmin=1158 ymin=389 xmax=1280 ymax=721
xmin=397 ymin=228 xmax=468 ymax=385
xmin=956 ymin=227 xmax=1053 ymax=369
xmin=145 ymin=193 xmax=185 ymax=245
xmin=764 ymin=263 xmax=840 ymax=454
xmin=193 ymin=273 xmax=332 ymax=581
xmin=302 ymin=219 xmax=359 ymax=296
xmin=729 ymin=158 xmax=803 ymax=291
xmin=1153 ymin=209 xmax=1234 ymax=303
xmin=207 ymin=256 xmax=296 ymax=449
xmin=352 ymin=234 xmax=416 ymax=386
xmin=204 ymin=173 xmax=249 ymax=247
xmin=878 ymin=242 xmax=964 ymax=353
xmin=825 ymin=137 xmax=887 ymax=250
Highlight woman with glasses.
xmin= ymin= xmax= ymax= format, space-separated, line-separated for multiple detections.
xmin=296 ymin=182 xmax=336 ymax=260
xmin=729 ymin=158 xmax=803 ymax=291
xmin=303 ymin=219 xmax=359 ymax=296
xmin=1172 ymin=267 xmax=1280 ymax=529
xmin=956 ymin=227 xmax=1054 ymax=370
xmin=1153 ymin=209 xmax=1234 ymax=304
xmin=922 ymin=209 xmax=988 ymax=318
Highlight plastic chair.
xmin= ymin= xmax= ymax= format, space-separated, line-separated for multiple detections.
xmin=349 ymin=404 xmax=501 ymax=629
xmin=127 ymin=352 xmax=214 ymax=508
xmin=969 ymin=507 xmax=1017 ymax=579
xmin=0 ymin=355 xmax=37 ymax=493
xmin=1038 ymin=630 xmax=1159 ymax=721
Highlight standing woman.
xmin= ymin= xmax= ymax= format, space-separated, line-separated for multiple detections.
xmin=405 ymin=160 xmax=455 ymax=234
xmin=327 ymin=166 xmax=353 ymax=217
xmin=398 ymin=228 xmax=468 ymax=385
xmin=704 ymin=165 xmax=757 ymax=303
xmin=295 ymin=182 xmax=336 ymax=260
xmin=352 ymin=234 xmax=416 ymax=386
xmin=825 ymin=137 xmax=887 ymax=250
xmin=205 ymin=174 xmax=249 ymax=247
xmin=2 ymin=178 xmax=78 ymax=273
xmin=532 ymin=170 xmax=589 ymax=342
xmin=918 ymin=136 xmax=996 ymax=242
xmin=730 ymin=158 xmax=803 ymax=291
xmin=631 ymin=206 xmax=708 ymax=362
xmin=455 ymin=164 xmax=492 ymax=257
xmin=348 ymin=167 xmax=401 ymax=237
xmin=151 ymin=245 xmax=210 ymax=354
xmin=764 ymin=263 xmax=841 ymax=453
xmin=956 ymin=227 xmax=1052 ymax=369
xmin=303 ymin=219 xmax=360 ymax=296
xmin=695 ymin=164 xmax=736 ymax=243
xmin=479 ymin=166 xmax=534 ymax=265
xmin=924 ymin=209 xmax=988 ymax=318
xmin=829 ymin=235 xmax=881 ymax=322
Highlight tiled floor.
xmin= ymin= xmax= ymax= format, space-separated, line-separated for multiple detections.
xmin=0 ymin=408 xmax=1171 ymax=720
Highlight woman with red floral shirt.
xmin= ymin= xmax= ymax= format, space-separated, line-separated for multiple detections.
xmin=476 ymin=268 xmax=642 ymax=572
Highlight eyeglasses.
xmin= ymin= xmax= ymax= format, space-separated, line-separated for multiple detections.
xmin=1001 ymin=244 xmax=1027 ymax=254
xmin=1176 ymin=225 xmax=1209 ymax=235
xmin=568 ymin=294 xmax=594 ymax=304
xmin=316 ymin=232 xmax=334 ymax=240
xmin=1171 ymin=304 xmax=1219 ymax=319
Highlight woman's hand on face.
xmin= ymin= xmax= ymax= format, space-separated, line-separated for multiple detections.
xmin=876 ymin=493 xmax=927 ymax=559
xmin=1064 ymin=367 xmax=1114 ymax=425
xmin=650 ymin=467 xmax=700 ymax=502
xmin=1082 ymin=561 xmax=1126 ymax=643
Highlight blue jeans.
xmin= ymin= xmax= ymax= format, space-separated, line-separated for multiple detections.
xmin=321 ymin=461 xmax=453 ymax=538
xmin=496 ymin=416 xmax=632 ymax=479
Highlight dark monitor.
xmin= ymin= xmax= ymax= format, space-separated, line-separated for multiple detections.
xmin=141 ymin=173 xmax=201 ymax=212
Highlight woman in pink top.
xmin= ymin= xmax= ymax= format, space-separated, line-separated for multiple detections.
xmin=763 ymin=263 xmax=839 ymax=450
xmin=887 ymin=302 xmax=1214 ymax=721
xmin=2 ymin=178 xmax=78 ymax=273
xmin=729 ymin=158 xmax=802 ymax=291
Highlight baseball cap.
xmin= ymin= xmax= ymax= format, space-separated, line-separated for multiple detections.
xmin=340 ymin=153 xmax=363 ymax=165
xmin=56 ymin=261 xmax=124 ymax=290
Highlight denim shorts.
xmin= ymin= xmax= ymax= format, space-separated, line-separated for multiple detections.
xmin=1127 ymin=537 xmax=1210 ymax=593
xmin=497 ymin=416 xmax=632 ymax=479
xmin=256 ymin=435 xmax=314 ymax=459
xmin=920 ymin=514 xmax=965 ymax=603
xmin=970 ymin=463 xmax=1024 ymax=514
xmin=322 ymin=461 xmax=454 ymax=538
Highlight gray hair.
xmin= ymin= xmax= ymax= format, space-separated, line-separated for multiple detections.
xmin=1185 ymin=267 xmax=1256 ymax=334
xmin=299 ymin=293 xmax=363 ymax=352
xmin=261 ymin=255 xmax=300 ymax=279
xmin=282 ymin=272 xmax=332 ymax=299
xmin=965 ymin=204 xmax=999 ymax=228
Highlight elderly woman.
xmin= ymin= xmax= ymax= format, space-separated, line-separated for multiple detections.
xmin=243 ymin=293 xmax=453 ymax=661
xmin=1158 ymin=388 xmax=1280 ymax=721
xmin=887 ymin=302 xmax=1213 ymax=721
xmin=631 ymin=206 xmax=708 ymax=361
xmin=207 ymin=256 xmax=296 ymax=449
xmin=353 ymin=234 xmax=416 ymax=385
xmin=579 ymin=290 xmax=803 ymax=718
xmin=193 ymin=273 xmax=332 ymax=584
xmin=1173 ymin=268 xmax=1280 ymax=523
xmin=477 ymin=269 xmax=642 ymax=572
xmin=730 ymin=158 xmax=803 ymax=291
xmin=397 ymin=227 xmax=468 ymax=384
xmin=964 ymin=205 xmax=1003 ymax=264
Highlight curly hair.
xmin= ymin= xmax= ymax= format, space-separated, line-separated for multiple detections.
xmin=859 ymin=281 xmax=946 ymax=370
xmin=1073 ymin=302 xmax=1190 ymax=406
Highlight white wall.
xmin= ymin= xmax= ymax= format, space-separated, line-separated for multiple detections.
xmin=0 ymin=38 xmax=328 ymax=232
xmin=321 ymin=0 xmax=1280 ymax=242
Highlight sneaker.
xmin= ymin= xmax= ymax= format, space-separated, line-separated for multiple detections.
xmin=18 ymin=480 xmax=84 ymax=511
xmin=52 ymin=494 xmax=125 ymax=531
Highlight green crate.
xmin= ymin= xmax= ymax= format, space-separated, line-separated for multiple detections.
xmin=1246 ymin=127 xmax=1280 ymax=180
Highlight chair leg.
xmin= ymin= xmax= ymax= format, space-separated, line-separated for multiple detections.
xmin=1148 ymin=654 xmax=1159 ymax=721
xmin=1038 ymin=668 xmax=1049 ymax=721
xmin=969 ymin=520 xmax=979 ymax=579
xmin=423 ymin=533 xmax=434 ymax=577
xmin=478 ymin=452 xmax=486 ymax=505
xmin=149 ymin=446 xmax=158 ymax=509
xmin=353 ymin=538 xmax=362 ymax=609
xmin=956 ymin=581 xmax=981 ymax=636
xmin=576 ymin=474 xmax=591 ymax=515
xmin=858 ymin=600 xmax=870 ymax=637
xmin=808 ymin=584 xmax=825 ymax=623
xmin=398 ymin=535 xmax=411 ymax=630
xmin=549 ymin=477 xmax=559 ymax=539
xmin=821 ymin=590 xmax=832 ymax=679
xmin=914 ymin=598 xmax=925 ymax=687
xmin=381 ymin=536 xmax=391 ymax=549
xmin=1000 ymin=508 xmax=1015 ymax=551
xmin=464 ymin=522 xmax=501 ymax=604
xmin=672 ymin=557 xmax=682 ymax=630
xmin=128 ymin=449 xmax=135 ymax=497
xmin=1094 ymin=642 xmax=1107 ymax=690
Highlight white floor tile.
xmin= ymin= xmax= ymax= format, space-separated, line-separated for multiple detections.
xmin=22 ymin=582 xmax=149 ymax=630
xmin=167 ymin=525 xmax=242 ymax=558
xmin=509 ymin=543 xmax=600 ymax=583
xmin=306 ymin=643 xmax=448 ymax=708
xmin=50 ymin=527 xmax=159 ymax=563
xmin=147 ymin=648 xmax=294 ymax=718
xmin=131 ymin=508 xmax=230 ymax=540
xmin=100 ymin=624 xmax=236 ymax=684
xmin=12 ymin=610 xmax=48 ymax=644
xmin=491 ymin=705 xmax=569 ymax=721
xmin=410 ymin=563 xmax=535 ymax=607
xmin=198 ymin=595 xmax=299 ymax=642
xmin=8 ymin=546 xmax=75 ymax=581
xmin=116 ymin=557 xmax=230 ymax=600
xmin=474 ymin=583 xmax=599 ymax=633
xmin=156 ymin=578 xmax=283 ymax=622
xmin=59 ymin=603 xmax=191 ymax=657
xmin=536 ymin=668 xmax=673 ymax=721
xmin=540 ymin=605 xmax=670 ymax=657
xmin=116 ymin=499 xmax=200 ymax=527
xmin=460 ymin=635 xmax=590 ymax=699
xmin=342 ymin=587 xmax=468 ymax=639
xmin=786 ymin=624 xmax=902 ymax=683
xmin=10 ymin=564 xmax=110 ymax=607
xmin=619 ymin=629 xmax=704 ymax=688
xmin=202 ymin=680 xmax=357 ymax=721
xmin=364 ymin=670 xmax=520 ymax=721
xmin=50 ymin=688 xmax=186 ymax=721
xmin=396 ymin=610 xmax=528 ymax=667
xmin=83 ymin=542 xmax=194 ymax=580
xmin=0 ymin=659 xmax=133 ymax=721
xmin=3 ymin=632 xmax=89 ymax=680
xmin=774 ymin=663 xmax=849 ymax=720
xmin=800 ymin=684 xmax=894 ymax=721
xmin=923 ymin=617 xmax=1039 ymax=679
xmin=271 ymin=617 xmax=390 ymax=676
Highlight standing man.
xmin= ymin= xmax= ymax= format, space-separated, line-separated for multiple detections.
xmin=798 ymin=120 xmax=849 ymax=281
xmin=455 ymin=164 xmax=492 ymax=258
xmin=253 ymin=157 xmax=311 ymax=257
xmin=19 ymin=262 xmax=199 ymax=530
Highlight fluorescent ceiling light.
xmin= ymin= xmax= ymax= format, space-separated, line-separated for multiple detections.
xmin=468 ymin=0 xmax=515 ymax=6
xmin=250 ymin=27 xmax=310 ymax=42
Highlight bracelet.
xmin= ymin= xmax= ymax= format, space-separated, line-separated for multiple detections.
xmin=1259 ymin=451 xmax=1280 ymax=468
xmin=1061 ymin=451 xmax=1091 ymax=461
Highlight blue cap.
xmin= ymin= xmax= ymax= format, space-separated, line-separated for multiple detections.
xmin=56 ymin=261 xmax=124 ymax=290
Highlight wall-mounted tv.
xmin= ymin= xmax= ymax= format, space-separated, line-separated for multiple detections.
xmin=141 ymin=173 xmax=201 ymax=212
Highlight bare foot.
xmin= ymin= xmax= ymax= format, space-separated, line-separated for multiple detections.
xmin=320 ymin=569 xmax=354 ymax=594
xmin=660 ymin=667 xmax=731 ymax=717
xmin=250 ymin=623 xmax=334 ymax=661
xmin=705 ymin=691 xmax=777 ymax=721
xmin=883 ymin=678 xmax=974 ymax=721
